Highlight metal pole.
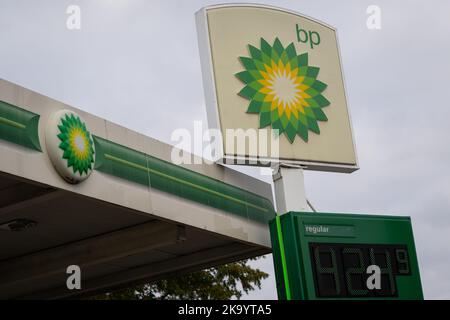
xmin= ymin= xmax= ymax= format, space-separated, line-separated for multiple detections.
xmin=272 ymin=163 xmax=311 ymax=214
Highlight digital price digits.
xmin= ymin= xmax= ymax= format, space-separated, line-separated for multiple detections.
xmin=309 ymin=243 xmax=410 ymax=298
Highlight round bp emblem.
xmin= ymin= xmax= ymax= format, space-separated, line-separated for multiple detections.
xmin=46 ymin=110 xmax=95 ymax=183
xmin=235 ymin=38 xmax=330 ymax=143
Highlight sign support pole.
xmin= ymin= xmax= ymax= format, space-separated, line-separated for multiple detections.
xmin=271 ymin=163 xmax=312 ymax=300
xmin=272 ymin=163 xmax=311 ymax=214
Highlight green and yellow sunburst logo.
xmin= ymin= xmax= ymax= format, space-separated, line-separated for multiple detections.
xmin=235 ymin=38 xmax=330 ymax=143
xmin=57 ymin=113 xmax=94 ymax=175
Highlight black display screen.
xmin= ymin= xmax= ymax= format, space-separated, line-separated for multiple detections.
xmin=309 ymin=243 xmax=411 ymax=298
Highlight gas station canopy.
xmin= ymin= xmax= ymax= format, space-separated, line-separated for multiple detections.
xmin=0 ymin=79 xmax=275 ymax=299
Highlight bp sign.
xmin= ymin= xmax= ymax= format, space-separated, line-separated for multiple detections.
xmin=45 ymin=110 xmax=95 ymax=183
xmin=196 ymin=4 xmax=358 ymax=172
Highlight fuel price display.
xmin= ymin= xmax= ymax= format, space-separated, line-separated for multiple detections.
xmin=270 ymin=212 xmax=423 ymax=300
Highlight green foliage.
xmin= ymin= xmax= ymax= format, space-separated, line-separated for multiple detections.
xmin=92 ymin=258 xmax=268 ymax=300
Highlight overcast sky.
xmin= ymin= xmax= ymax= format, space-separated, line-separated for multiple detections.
xmin=1 ymin=0 xmax=449 ymax=299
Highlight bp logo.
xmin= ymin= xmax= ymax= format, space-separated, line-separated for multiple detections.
xmin=235 ymin=38 xmax=330 ymax=143
xmin=46 ymin=110 xmax=95 ymax=183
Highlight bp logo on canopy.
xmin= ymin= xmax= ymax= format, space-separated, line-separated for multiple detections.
xmin=46 ymin=109 xmax=95 ymax=183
